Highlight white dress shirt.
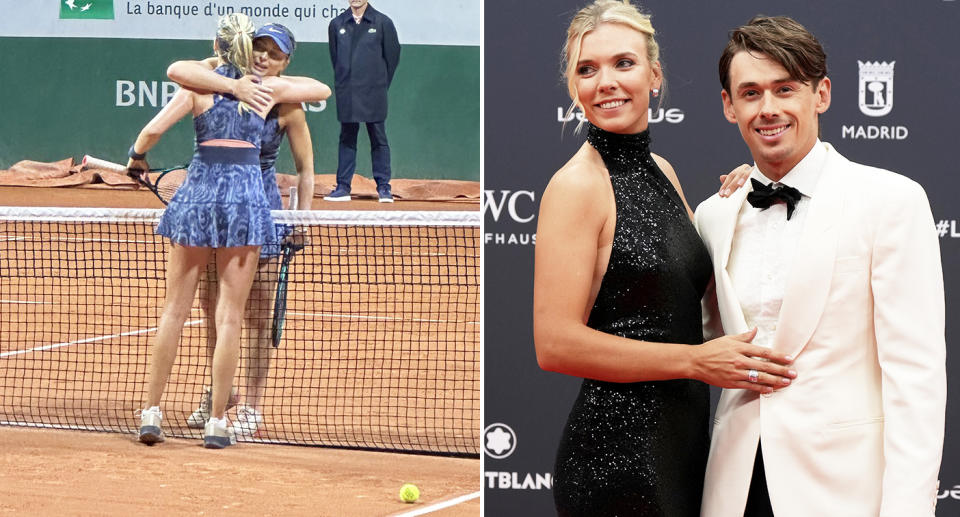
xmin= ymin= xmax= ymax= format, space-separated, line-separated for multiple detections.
xmin=727 ymin=141 xmax=828 ymax=348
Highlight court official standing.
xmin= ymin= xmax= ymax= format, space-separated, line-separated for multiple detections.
xmin=325 ymin=0 xmax=400 ymax=203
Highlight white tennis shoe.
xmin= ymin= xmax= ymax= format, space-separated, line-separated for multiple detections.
xmin=203 ymin=416 xmax=237 ymax=449
xmin=232 ymin=405 xmax=264 ymax=438
xmin=187 ymin=386 xmax=239 ymax=429
xmin=137 ymin=406 xmax=165 ymax=444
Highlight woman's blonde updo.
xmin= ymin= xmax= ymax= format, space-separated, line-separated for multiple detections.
xmin=215 ymin=13 xmax=255 ymax=76
xmin=561 ymin=0 xmax=662 ymax=121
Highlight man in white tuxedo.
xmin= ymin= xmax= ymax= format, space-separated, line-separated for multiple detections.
xmin=695 ymin=16 xmax=945 ymax=517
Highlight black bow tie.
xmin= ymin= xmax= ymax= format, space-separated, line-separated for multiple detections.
xmin=746 ymin=178 xmax=802 ymax=220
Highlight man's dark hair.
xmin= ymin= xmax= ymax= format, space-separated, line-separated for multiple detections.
xmin=719 ymin=15 xmax=827 ymax=94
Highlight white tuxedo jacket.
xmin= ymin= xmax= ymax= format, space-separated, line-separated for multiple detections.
xmin=694 ymin=143 xmax=945 ymax=517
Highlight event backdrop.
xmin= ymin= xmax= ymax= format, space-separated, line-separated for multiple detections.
xmin=0 ymin=0 xmax=480 ymax=180
xmin=484 ymin=0 xmax=960 ymax=514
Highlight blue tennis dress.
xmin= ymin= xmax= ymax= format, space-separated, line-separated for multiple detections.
xmin=155 ymin=65 xmax=275 ymax=248
xmin=259 ymin=106 xmax=286 ymax=211
xmin=257 ymin=106 xmax=290 ymax=257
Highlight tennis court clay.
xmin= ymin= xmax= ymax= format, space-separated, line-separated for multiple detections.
xmin=0 ymin=185 xmax=480 ymax=515
xmin=0 ymin=426 xmax=480 ymax=516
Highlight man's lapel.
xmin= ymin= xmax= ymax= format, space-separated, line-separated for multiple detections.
xmin=772 ymin=144 xmax=846 ymax=358
xmin=714 ymin=185 xmax=752 ymax=334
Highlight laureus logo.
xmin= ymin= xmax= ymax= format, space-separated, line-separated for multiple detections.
xmin=858 ymin=61 xmax=895 ymax=117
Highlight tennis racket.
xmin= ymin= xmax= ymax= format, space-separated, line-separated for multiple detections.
xmin=270 ymin=236 xmax=305 ymax=348
xmin=82 ymin=155 xmax=187 ymax=206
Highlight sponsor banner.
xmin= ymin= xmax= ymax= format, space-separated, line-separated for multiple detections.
xmin=0 ymin=37 xmax=479 ymax=179
xmin=2 ymin=1 xmax=481 ymax=46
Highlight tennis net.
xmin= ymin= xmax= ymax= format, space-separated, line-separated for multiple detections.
xmin=0 ymin=206 xmax=480 ymax=456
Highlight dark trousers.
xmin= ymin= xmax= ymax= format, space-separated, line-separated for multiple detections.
xmin=336 ymin=121 xmax=392 ymax=190
xmin=744 ymin=445 xmax=775 ymax=517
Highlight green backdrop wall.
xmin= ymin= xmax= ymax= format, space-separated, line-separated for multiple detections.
xmin=0 ymin=37 xmax=479 ymax=181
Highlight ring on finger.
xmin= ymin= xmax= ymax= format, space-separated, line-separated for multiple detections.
xmin=747 ymin=369 xmax=759 ymax=383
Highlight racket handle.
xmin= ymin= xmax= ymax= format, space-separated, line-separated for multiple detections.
xmin=82 ymin=155 xmax=127 ymax=173
xmin=288 ymin=186 xmax=298 ymax=210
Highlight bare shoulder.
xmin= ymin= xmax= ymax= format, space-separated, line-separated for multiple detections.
xmin=543 ymin=143 xmax=610 ymax=203
xmin=539 ymin=143 xmax=613 ymax=227
xmin=650 ymin=152 xmax=679 ymax=181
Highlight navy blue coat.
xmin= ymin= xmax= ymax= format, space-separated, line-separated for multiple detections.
xmin=328 ymin=5 xmax=400 ymax=123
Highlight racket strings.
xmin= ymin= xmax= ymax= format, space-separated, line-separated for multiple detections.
xmin=147 ymin=167 xmax=188 ymax=204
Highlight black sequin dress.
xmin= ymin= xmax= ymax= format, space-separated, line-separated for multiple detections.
xmin=553 ymin=125 xmax=713 ymax=517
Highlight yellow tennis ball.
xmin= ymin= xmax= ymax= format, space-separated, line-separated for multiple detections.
xmin=399 ymin=483 xmax=420 ymax=503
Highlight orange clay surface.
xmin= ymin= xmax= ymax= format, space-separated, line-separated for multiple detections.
xmin=0 ymin=185 xmax=478 ymax=210
xmin=0 ymin=185 xmax=481 ymax=516
xmin=0 ymin=426 xmax=480 ymax=516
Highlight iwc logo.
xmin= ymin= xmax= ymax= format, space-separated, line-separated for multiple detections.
xmin=857 ymin=61 xmax=895 ymax=117
xmin=484 ymin=189 xmax=537 ymax=246
xmin=483 ymin=422 xmax=517 ymax=459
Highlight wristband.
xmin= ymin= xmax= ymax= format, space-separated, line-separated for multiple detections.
xmin=128 ymin=144 xmax=147 ymax=160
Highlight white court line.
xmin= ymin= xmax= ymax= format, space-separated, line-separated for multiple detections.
xmin=289 ymin=311 xmax=479 ymax=325
xmin=392 ymin=491 xmax=480 ymax=517
xmin=0 ymin=421 xmax=108 ymax=432
xmin=0 ymin=319 xmax=202 ymax=358
xmin=0 ymin=299 xmax=55 ymax=305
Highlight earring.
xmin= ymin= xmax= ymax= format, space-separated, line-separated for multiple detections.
xmin=651 ymin=88 xmax=660 ymax=97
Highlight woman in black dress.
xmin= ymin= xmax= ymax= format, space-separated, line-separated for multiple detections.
xmin=532 ymin=1 xmax=796 ymax=515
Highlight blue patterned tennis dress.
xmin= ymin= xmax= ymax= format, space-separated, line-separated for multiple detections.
xmin=259 ymin=106 xmax=286 ymax=211
xmin=257 ymin=106 xmax=290 ymax=258
xmin=155 ymin=65 xmax=275 ymax=248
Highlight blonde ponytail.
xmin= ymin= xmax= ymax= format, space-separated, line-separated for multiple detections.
xmin=214 ymin=13 xmax=255 ymax=113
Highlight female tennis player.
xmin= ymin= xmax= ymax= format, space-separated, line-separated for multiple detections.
xmin=533 ymin=1 xmax=791 ymax=513
xmin=167 ymin=23 xmax=320 ymax=438
xmin=133 ymin=13 xmax=330 ymax=449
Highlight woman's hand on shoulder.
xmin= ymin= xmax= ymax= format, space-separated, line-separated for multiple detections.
xmin=718 ymin=164 xmax=753 ymax=197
